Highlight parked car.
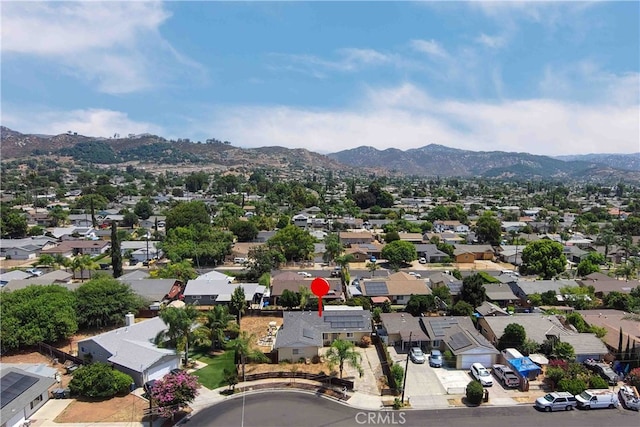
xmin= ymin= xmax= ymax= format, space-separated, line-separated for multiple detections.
xmin=409 ymin=347 xmax=426 ymax=364
xmin=428 ymin=349 xmax=442 ymax=367
xmin=535 ymin=392 xmax=577 ymax=412
xmin=575 ymin=389 xmax=619 ymax=410
xmin=330 ymin=270 xmax=341 ymax=277
xmin=409 ymin=272 xmax=422 ymax=278
xmin=297 ymin=272 xmax=312 ymax=278
xmin=619 ymin=385 xmax=640 ymax=411
xmin=584 ymin=360 xmax=618 ymax=385
xmin=25 ymin=268 xmax=43 ymax=277
xmin=492 ymin=364 xmax=519 ymax=388
xmin=470 ymin=363 xmax=493 ymax=387
xmin=419 ymin=257 xmax=427 ymax=264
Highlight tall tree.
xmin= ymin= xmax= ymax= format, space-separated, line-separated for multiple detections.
xmin=165 ymin=201 xmax=211 ymax=231
xmin=227 ymin=331 xmax=268 ymax=378
xmin=229 ymin=286 xmax=246 ymax=320
xmin=193 ymin=305 xmax=235 ymax=351
xmin=111 ymin=221 xmax=123 ymax=278
xmin=475 ymin=212 xmax=502 ymax=245
xmin=298 ymin=285 xmax=312 ymax=310
xmin=521 ymin=240 xmax=567 ymax=279
xmin=459 ymin=273 xmax=486 ymax=308
xmin=155 ymin=305 xmax=200 ymax=366
xmin=497 ymin=323 xmax=527 ymax=350
xmin=75 ymin=276 xmax=143 ymax=329
xmin=322 ymin=233 xmax=343 ymax=264
xmin=325 ymin=339 xmax=363 ymax=379
xmin=381 ymin=240 xmax=418 ymax=270
xmin=267 ymin=224 xmax=315 ymax=262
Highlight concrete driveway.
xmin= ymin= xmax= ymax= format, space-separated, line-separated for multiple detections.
xmin=389 ymin=346 xmax=449 ymax=408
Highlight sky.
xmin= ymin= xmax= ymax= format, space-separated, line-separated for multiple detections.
xmin=1 ymin=1 xmax=639 ymax=156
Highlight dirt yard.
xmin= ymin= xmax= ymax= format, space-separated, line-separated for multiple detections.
xmin=240 ymin=315 xmax=283 ymax=352
xmin=54 ymin=394 xmax=147 ymax=423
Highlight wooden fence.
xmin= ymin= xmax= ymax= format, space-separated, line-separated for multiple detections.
xmin=37 ymin=342 xmax=84 ymax=366
xmin=372 ymin=334 xmax=399 ymax=396
xmin=242 ymin=371 xmax=354 ymax=390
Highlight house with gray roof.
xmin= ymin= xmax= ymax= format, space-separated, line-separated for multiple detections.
xmin=0 ymin=237 xmax=57 ymax=260
xmin=509 ymin=279 xmax=578 ymax=301
xmin=414 ymin=244 xmax=449 ymax=263
xmin=379 ymin=312 xmax=430 ymax=348
xmin=475 ymin=301 xmax=510 ymax=317
xmin=119 ymin=277 xmax=180 ymax=303
xmin=274 ymin=307 xmax=372 ymax=362
xmin=77 ymin=316 xmax=179 ymax=386
xmin=183 ymin=280 xmax=265 ymax=306
xmin=483 ymin=283 xmax=519 ymax=305
xmin=422 ymin=316 xmax=499 ymax=369
xmin=0 ymin=367 xmax=56 ymax=427
xmin=478 ymin=314 xmax=608 ymax=362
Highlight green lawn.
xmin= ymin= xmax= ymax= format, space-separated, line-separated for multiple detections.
xmin=191 ymin=350 xmax=236 ymax=390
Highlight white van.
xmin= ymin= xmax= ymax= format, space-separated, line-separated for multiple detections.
xmin=233 ymin=257 xmax=247 ymax=264
xmin=575 ymin=389 xmax=619 ymax=410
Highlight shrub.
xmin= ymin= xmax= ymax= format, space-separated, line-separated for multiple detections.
xmin=393 ymin=397 xmax=403 ymax=409
xmin=557 ymin=378 xmax=587 ymax=396
xmin=589 ymin=375 xmax=609 ymax=389
xmin=69 ymin=363 xmax=133 ymax=398
xmin=311 ymin=355 xmax=322 ymax=364
xmin=390 ymin=363 xmax=404 ymax=391
xmin=546 ymin=366 xmax=567 ymax=388
xmin=360 ymin=335 xmax=372 ymax=348
xmin=466 ymin=380 xmax=484 ymax=405
xmin=443 ymin=349 xmax=455 ymax=366
xmin=628 ymin=367 xmax=640 ymax=389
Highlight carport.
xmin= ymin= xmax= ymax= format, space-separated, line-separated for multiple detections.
xmin=400 ymin=329 xmax=431 ymax=351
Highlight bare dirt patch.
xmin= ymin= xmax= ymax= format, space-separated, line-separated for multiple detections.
xmin=54 ymin=394 xmax=147 ymax=423
xmin=240 ymin=315 xmax=283 ymax=352
xmin=244 ymin=359 xmax=336 ymax=376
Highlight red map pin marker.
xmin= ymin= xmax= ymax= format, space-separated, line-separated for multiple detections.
xmin=311 ymin=277 xmax=330 ymax=317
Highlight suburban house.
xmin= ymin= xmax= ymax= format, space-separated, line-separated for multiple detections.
xmin=578 ymin=274 xmax=640 ymax=297
xmin=433 ymin=220 xmax=469 ymax=233
xmin=77 ymin=315 xmax=180 ymax=386
xmin=397 ymin=232 xmax=424 ymax=243
xmin=578 ymin=309 xmax=640 ymax=360
xmin=0 ymin=367 xmax=56 ymax=427
xmin=497 ymin=245 xmax=524 ymax=266
xmin=41 ymin=240 xmax=110 ymax=257
xmin=119 ymin=277 xmax=182 ymax=304
xmin=269 ymin=275 xmax=343 ymax=306
xmin=422 ymin=316 xmax=500 ymax=369
xmin=292 ymin=214 xmax=309 ymax=229
xmin=0 ymin=237 xmax=58 ymax=260
xmin=453 ymin=244 xmax=495 ymax=260
xmin=378 ymin=312 xmax=431 ymax=348
xmin=1 ymin=270 xmax=75 ymax=292
xmin=427 ymin=272 xmax=463 ymax=296
xmin=339 ymin=231 xmax=375 ymax=246
xmin=182 ymin=279 xmax=265 ymax=307
xmin=360 ymin=272 xmax=431 ymax=306
xmin=139 ymin=216 xmax=166 ymax=229
xmin=67 ymin=214 xmax=94 ymax=227
xmin=509 ymin=279 xmax=578 ymax=303
xmin=414 ymin=244 xmax=449 ymax=263
xmin=273 ymin=307 xmax=372 ymax=362
xmin=478 ymin=314 xmax=608 ymax=362
xmin=0 ymin=270 xmax=34 ymax=287
xmin=475 ymin=301 xmax=510 ymax=317
xmin=483 ymin=283 xmax=519 ymax=306
xmin=348 ymin=242 xmax=384 ymax=260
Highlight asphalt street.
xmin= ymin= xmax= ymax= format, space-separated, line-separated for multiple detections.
xmin=185 ymin=391 xmax=640 ymax=427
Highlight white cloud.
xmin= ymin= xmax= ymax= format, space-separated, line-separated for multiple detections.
xmin=410 ymin=39 xmax=449 ymax=58
xmin=475 ymin=33 xmax=507 ymax=49
xmin=193 ymin=81 xmax=638 ymax=156
xmin=1 ymin=1 xmax=203 ymax=94
xmin=268 ymin=47 xmax=391 ymax=77
xmin=3 ymin=108 xmax=163 ymax=138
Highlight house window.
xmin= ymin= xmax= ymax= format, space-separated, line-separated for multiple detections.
xmin=346 ymin=332 xmax=354 ymax=338
xmin=30 ymin=394 xmax=43 ymax=409
xmin=292 ymin=349 xmax=300 ymax=355
xmin=193 ymin=295 xmax=201 ymax=299
xmin=432 ymin=340 xmax=441 ymax=347
xmin=323 ymin=333 xmax=329 ymax=340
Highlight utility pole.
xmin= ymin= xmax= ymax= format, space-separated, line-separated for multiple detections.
xmin=401 ymin=332 xmax=412 ymax=405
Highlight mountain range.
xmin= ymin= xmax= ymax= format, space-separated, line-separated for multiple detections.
xmin=1 ymin=126 xmax=638 ymax=181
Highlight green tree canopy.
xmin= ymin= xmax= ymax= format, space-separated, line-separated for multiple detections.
xmin=156 ymin=259 xmax=198 ymax=282
xmin=322 ymin=233 xmax=343 ymax=264
xmin=381 ymin=240 xmax=417 ymax=270
xmin=405 ymin=294 xmax=436 ymax=316
xmin=165 ymin=201 xmax=211 ymax=231
xmin=459 ymin=274 xmax=486 ymax=308
xmin=0 ymin=285 xmax=78 ymax=352
xmin=246 ymin=245 xmax=286 ymax=280
xmin=156 ymin=305 xmax=200 ymax=366
xmin=451 ymin=300 xmax=474 ymax=316
xmin=69 ymin=362 xmax=133 ymax=398
xmin=74 ymin=275 xmax=144 ymax=329
xmin=475 ymin=212 xmax=502 ymax=245
xmin=521 ymin=240 xmax=566 ymax=279
xmin=133 ymin=199 xmax=154 ymax=220
xmin=497 ymin=323 xmax=527 ymax=350
xmin=0 ymin=208 xmax=28 ymax=238
xmin=280 ymin=289 xmax=300 ymax=309
xmin=230 ymin=220 xmax=259 ymax=242
xmin=267 ymin=224 xmax=315 ymax=262
xmin=229 ymin=286 xmax=246 ymax=318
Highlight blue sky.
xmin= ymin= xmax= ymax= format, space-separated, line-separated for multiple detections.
xmin=2 ymin=1 xmax=638 ymax=156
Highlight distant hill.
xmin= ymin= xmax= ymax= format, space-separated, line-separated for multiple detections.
xmin=328 ymin=144 xmax=639 ymax=180
xmin=0 ymin=126 xmax=360 ymax=174
xmin=555 ymin=153 xmax=640 ymax=172
xmin=1 ymin=126 xmax=637 ymax=181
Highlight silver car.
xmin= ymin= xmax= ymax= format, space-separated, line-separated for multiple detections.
xmin=409 ymin=347 xmax=426 ymax=364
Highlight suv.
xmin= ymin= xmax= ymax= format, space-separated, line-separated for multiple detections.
xmin=536 ymin=392 xmax=577 ymax=412
xmin=419 ymin=257 xmax=427 ymax=264
xmin=492 ymin=364 xmax=519 ymax=388
xmin=25 ymin=268 xmax=43 ymax=277
xmin=409 ymin=347 xmax=426 ymax=364
xmin=470 ymin=363 xmax=493 ymax=387
xmin=428 ymin=349 xmax=442 ymax=368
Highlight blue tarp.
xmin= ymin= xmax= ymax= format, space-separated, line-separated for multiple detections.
xmin=509 ymin=357 xmax=541 ymax=378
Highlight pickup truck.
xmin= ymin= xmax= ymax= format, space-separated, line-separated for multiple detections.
xmin=619 ymin=385 xmax=640 ymax=411
xmin=492 ymin=364 xmax=520 ymax=388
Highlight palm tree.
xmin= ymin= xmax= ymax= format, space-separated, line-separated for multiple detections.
xmin=324 ymin=339 xmax=363 ymax=379
xmin=335 ymin=254 xmax=355 ymax=286
xmin=53 ymin=254 xmax=68 ymax=271
xmin=597 ymin=227 xmax=616 ymax=262
xmin=193 ymin=305 xmax=235 ymax=351
xmin=80 ymin=255 xmax=98 ymax=280
xmin=367 ymin=261 xmax=380 ymax=277
xmin=155 ymin=305 xmax=200 ymax=367
xmin=70 ymin=256 xmax=84 ymax=281
xmin=227 ymin=331 xmax=268 ymax=379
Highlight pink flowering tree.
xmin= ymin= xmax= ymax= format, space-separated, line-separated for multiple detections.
xmin=150 ymin=371 xmax=201 ymax=418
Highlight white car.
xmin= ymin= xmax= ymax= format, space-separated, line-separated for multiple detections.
xmin=409 ymin=272 xmax=422 ymax=278
xmin=470 ymin=363 xmax=493 ymax=387
xmin=297 ymin=272 xmax=312 ymax=278
xmin=26 ymin=268 xmax=43 ymax=277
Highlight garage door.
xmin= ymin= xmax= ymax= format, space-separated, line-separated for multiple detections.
xmin=147 ymin=360 xmax=177 ymax=381
xmin=459 ymin=354 xmax=494 ymax=370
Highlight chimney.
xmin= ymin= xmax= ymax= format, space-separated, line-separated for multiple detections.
xmin=125 ymin=312 xmax=135 ymax=326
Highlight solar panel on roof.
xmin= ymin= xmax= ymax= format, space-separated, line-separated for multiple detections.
xmin=1 ymin=372 xmax=39 ymax=409
xmin=364 ymin=282 xmax=388 ymax=296
xmin=449 ymin=332 xmax=472 ymax=351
